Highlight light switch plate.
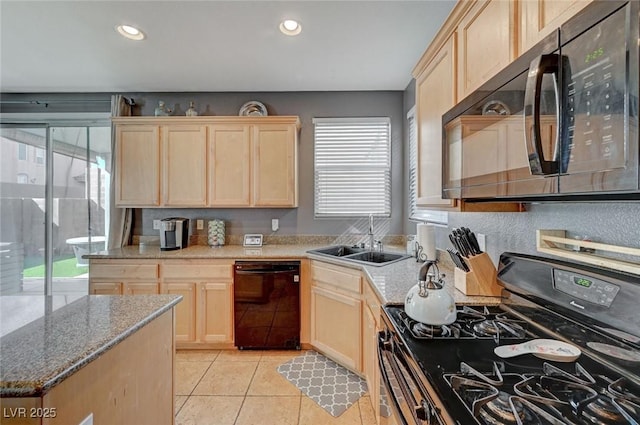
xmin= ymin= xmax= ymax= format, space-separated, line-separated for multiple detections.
xmin=271 ymin=219 xmax=279 ymax=232
xmin=153 ymin=220 xmax=161 ymax=230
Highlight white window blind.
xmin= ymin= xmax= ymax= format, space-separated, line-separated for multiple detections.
xmin=407 ymin=107 xmax=448 ymax=224
xmin=408 ymin=111 xmax=419 ymax=219
xmin=313 ymin=117 xmax=391 ymax=217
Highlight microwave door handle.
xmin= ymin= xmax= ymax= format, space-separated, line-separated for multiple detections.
xmin=524 ymin=54 xmax=560 ymax=175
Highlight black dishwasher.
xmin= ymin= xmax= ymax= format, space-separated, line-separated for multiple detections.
xmin=233 ymin=261 xmax=301 ymax=350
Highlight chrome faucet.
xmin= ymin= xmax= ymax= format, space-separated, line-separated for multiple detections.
xmin=368 ymin=214 xmax=375 ymax=251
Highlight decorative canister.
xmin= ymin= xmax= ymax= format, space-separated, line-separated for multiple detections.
xmin=207 ymin=219 xmax=226 ymax=246
xmin=154 ymin=100 xmax=170 ymax=116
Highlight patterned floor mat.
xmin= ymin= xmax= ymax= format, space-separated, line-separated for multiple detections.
xmin=277 ymin=350 xmax=368 ymax=417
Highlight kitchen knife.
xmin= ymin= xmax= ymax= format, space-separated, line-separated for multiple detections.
xmin=461 ymin=227 xmax=482 ymax=255
xmin=454 ymin=230 xmax=473 ymax=258
xmin=449 ymin=233 xmax=464 ymax=255
xmin=447 ymin=248 xmax=470 ymax=272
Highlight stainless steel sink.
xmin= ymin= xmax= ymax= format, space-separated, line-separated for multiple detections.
xmin=311 ymin=245 xmax=365 ymax=257
xmin=307 ymin=245 xmax=411 ymax=266
xmin=344 ymin=251 xmax=408 ymax=264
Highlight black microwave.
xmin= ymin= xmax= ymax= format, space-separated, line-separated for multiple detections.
xmin=442 ymin=0 xmax=639 ymax=201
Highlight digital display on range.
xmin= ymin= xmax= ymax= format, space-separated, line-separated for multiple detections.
xmin=574 ymin=276 xmax=593 ymax=287
xmin=553 ymin=269 xmax=620 ymax=307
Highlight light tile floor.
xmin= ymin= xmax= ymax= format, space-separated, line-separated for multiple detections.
xmin=175 ymin=349 xmax=377 ymax=425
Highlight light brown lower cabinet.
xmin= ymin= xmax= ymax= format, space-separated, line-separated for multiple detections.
xmin=89 ymin=258 xmax=234 ymax=348
xmin=309 ymin=261 xmax=362 ymax=373
xmin=160 ymin=260 xmax=234 ymax=347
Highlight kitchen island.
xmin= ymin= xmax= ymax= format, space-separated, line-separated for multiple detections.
xmin=0 ymin=294 xmax=181 ymax=425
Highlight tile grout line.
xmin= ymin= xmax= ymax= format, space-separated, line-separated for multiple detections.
xmin=296 ymin=392 xmax=303 ymax=425
xmin=232 ymin=354 xmax=262 ymax=425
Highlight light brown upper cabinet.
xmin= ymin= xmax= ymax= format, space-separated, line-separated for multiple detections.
xmin=115 ymin=125 xmax=160 ymax=207
xmin=457 ymin=0 xmax=517 ymax=99
xmin=519 ymin=0 xmax=593 ymax=53
xmin=253 ymin=124 xmax=298 ymax=207
xmin=208 ymin=124 xmax=252 ymax=207
xmin=113 ymin=116 xmax=300 ymax=208
xmin=162 ymin=125 xmax=208 ymax=206
xmin=415 ymin=35 xmax=457 ymax=208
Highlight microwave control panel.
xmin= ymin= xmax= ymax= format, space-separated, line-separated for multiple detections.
xmin=562 ymin=5 xmax=627 ymax=173
xmin=553 ymin=269 xmax=620 ymax=307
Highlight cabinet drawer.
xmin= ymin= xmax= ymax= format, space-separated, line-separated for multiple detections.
xmin=162 ymin=262 xmax=232 ymax=280
xmin=90 ymin=263 xmax=158 ymax=279
xmin=310 ymin=261 xmax=361 ymax=294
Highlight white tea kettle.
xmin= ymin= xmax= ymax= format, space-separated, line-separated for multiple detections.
xmin=404 ymin=261 xmax=457 ymax=325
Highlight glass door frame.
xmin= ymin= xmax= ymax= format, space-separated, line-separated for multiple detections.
xmin=0 ymin=118 xmax=110 ymax=295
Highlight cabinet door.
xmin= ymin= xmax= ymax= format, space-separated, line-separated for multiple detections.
xmin=416 ymin=36 xmax=457 ymax=208
xmin=208 ymin=125 xmax=251 ymax=207
xmin=310 ymin=285 xmax=361 ymax=371
xmin=90 ymin=282 xmax=122 ymax=295
xmin=252 ymin=124 xmax=298 ymax=207
xmin=199 ymin=282 xmax=233 ymax=343
xmin=115 ymin=125 xmax=160 ymax=207
xmin=457 ymin=0 xmax=516 ymax=98
xmin=162 ymin=125 xmax=208 ymax=206
xmin=123 ymin=282 xmax=159 ymax=295
xmin=363 ymin=304 xmax=380 ymax=423
xmin=162 ymin=282 xmax=197 ymax=343
xmin=520 ymin=0 xmax=592 ymax=52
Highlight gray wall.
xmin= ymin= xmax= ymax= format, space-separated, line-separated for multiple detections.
xmin=402 ymin=79 xmax=640 ymax=264
xmin=128 ymin=91 xmax=405 ymax=239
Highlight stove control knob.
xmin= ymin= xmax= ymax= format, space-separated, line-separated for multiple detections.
xmin=415 ymin=400 xmax=431 ymax=421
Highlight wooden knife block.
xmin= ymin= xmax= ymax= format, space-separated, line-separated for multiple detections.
xmin=453 ymin=252 xmax=502 ymax=297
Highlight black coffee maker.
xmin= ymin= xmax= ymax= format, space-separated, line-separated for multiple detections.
xmin=159 ymin=217 xmax=189 ymax=251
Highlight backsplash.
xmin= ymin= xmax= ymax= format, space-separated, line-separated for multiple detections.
xmin=436 ymin=202 xmax=640 ymax=264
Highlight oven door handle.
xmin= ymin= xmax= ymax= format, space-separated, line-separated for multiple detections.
xmin=378 ymin=332 xmax=410 ymax=425
xmin=234 ymin=269 xmax=297 ymax=275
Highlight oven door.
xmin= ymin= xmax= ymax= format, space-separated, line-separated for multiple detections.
xmin=378 ymin=330 xmax=444 ymax=425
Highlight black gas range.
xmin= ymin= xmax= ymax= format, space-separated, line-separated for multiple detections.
xmin=379 ymin=252 xmax=640 ymax=425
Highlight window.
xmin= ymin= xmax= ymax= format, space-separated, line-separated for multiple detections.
xmin=17 ymin=173 xmax=28 ymax=184
xmin=407 ymin=107 xmax=448 ymax=224
xmin=34 ymin=147 xmax=44 ymax=164
xmin=313 ymin=117 xmax=391 ymax=217
xmin=17 ymin=143 xmax=27 ymax=160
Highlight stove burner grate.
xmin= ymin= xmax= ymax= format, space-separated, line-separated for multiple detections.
xmin=445 ymin=361 xmax=640 ymax=425
xmin=397 ymin=306 xmax=529 ymax=340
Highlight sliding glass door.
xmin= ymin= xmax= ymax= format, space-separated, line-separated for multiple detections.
xmin=0 ymin=122 xmax=111 ymax=295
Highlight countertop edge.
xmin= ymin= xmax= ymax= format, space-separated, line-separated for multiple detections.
xmin=0 ymin=296 xmax=182 ymax=398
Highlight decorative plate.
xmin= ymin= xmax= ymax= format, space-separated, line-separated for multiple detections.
xmin=239 ymin=101 xmax=268 ymax=117
xmin=481 ymin=99 xmax=511 ymax=116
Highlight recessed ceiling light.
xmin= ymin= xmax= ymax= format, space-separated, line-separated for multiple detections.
xmin=116 ymin=24 xmax=145 ymax=41
xmin=279 ymin=19 xmax=301 ymax=36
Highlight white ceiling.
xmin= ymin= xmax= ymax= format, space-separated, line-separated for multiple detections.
xmin=0 ymin=0 xmax=456 ymax=93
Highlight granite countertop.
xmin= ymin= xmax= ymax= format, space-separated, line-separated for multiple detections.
xmin=0 ymin=294 xmax=181 ymax=397
xmin=87 ymin=244 xmax=502 ymax=305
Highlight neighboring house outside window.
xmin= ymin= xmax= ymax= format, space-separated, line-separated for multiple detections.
xmin=313 ymin=117 xmax=391 ymax=218
xmin=17 ymin=143 xmax=27 ymax=160
xmin=34 ymin=147 xmax=44 ymax=164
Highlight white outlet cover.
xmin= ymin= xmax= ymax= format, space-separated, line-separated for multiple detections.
xmin=477 ymin=233 xmax=486 ymax=252
xmin=153 ymin=220 xmax=161 ymax=230
xmin=271 ymin=219 xmax=279 ymax=232
xmin=196 ymin=219 xmax=204 ymax=230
